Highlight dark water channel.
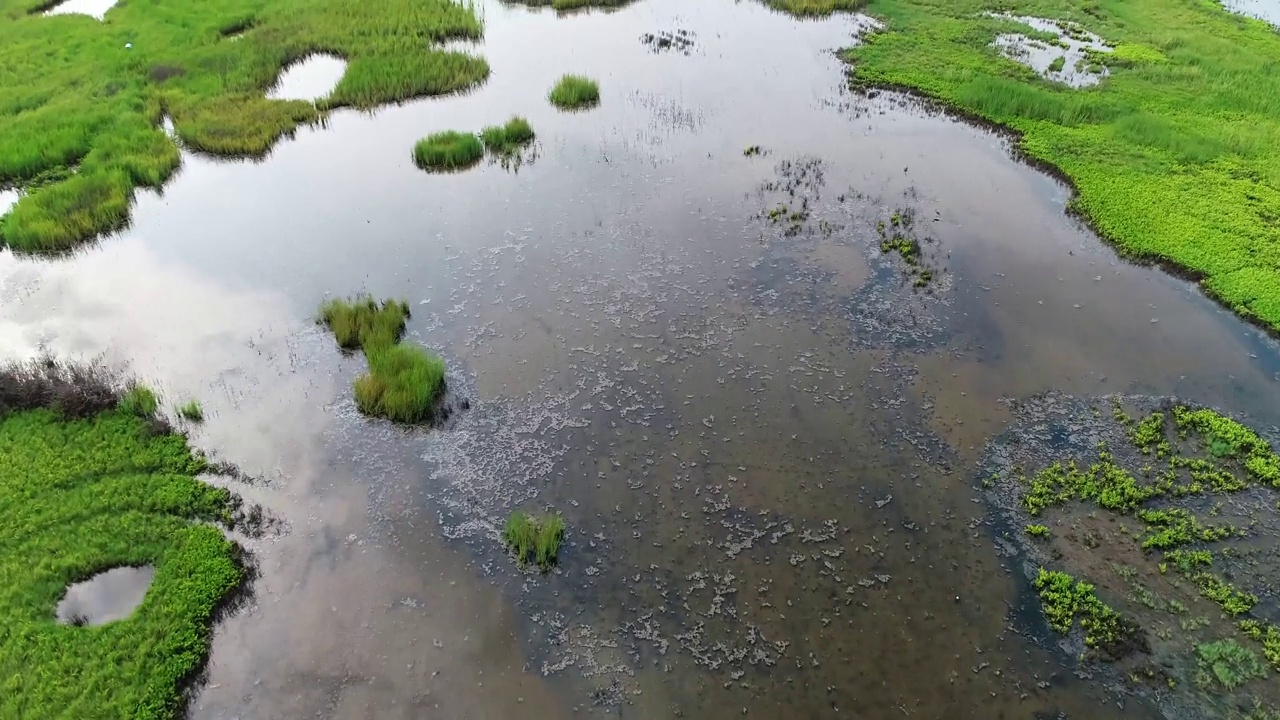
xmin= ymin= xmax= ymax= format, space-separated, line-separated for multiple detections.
xmin=3 ymin=0 xmax=1280 ymax=718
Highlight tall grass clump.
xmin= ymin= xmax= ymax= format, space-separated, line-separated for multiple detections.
xmin=548 ymin=75 xmax=600 ymax=110
xmin=0 ymin=0 xmax=488 ymax=251
xmin=502 ymin=510 xmax=565 ymax=571
xmin=320 ymin=296 xmax=410 ymax=351
xmin=412 ymin=131 xmax=484 ymax=171
xmin=354 ymin=344 xmax=446 ymax=423
xmin=0 ymin=359 xmax=243 ymax=719
xmin=320 ymin=295 xmax=446 ymax=424
xmin=846 ymin=0 xmax=1280 ymax=333
xmin=118 ymin=384 xmax=159 ymax=417
xmin=479 ymin=116 xmax=536 ymax=155
xmin=177 ymin=400 xmax=204 ymax=422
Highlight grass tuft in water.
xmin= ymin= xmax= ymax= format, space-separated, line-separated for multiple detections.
xmin=319 ymin=296 xmax=410 ymax=351
xmin=502 ymin=510 xmax=565 ymax=571
xmin=412 ymin=131 xmax=484 ymax=172
xmin=176 ymin=400 xmax=203 ymax=422
xmin=479 ymin=116 xmax=536 ymax=155
xmin=549 ymin=75 xmax=600 ymax=110
xmin=118 ymin=385 xmax=159 ymax=418
xmin=319 ymin=295 xmax=445 ymax=424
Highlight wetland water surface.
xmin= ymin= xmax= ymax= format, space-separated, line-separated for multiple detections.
xmin=3 ymin=0 xmax=1280 ymax=718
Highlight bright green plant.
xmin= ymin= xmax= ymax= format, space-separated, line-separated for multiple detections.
xmin=548 ymin=75 xmax=600 ymax=110
xmin=1025 ymin=523 xmax=1050 ymax=538
xmin=479 ymin=116 xmax=535 ymax=156
xmin=319 ymin=295 xmax=445 ymax=424
xmin=118 ymin=385 xmax=159 ymax=417
xmin=412 ymin=131 xmax=484 ymax=171
xmin=502 ymin=510 xmax=565 ymax=571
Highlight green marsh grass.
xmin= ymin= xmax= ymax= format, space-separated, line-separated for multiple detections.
xmin=0 ymin=0 xmax=489 ymax=251
xmin=502 ymin=510 xmax=565 ymax=571
xmin=413 ymin=131 xmax=484 ymax=171
xmin=319 ymin=295 xmax=446 ymax=423
xmin=177 ymin=400 xmax=203 ymax=422
xmin=848 ymin=0 xmax=1280 ymax=333
xmin=119 ymin=384 xmax=159 ymax=417
xmin=479 ymin=116 xmax=535 ymax=155
xmin=0 ymin=360 xmax=242 ymax=719
xmin=548 ymin=75 xmax=600 ymax=110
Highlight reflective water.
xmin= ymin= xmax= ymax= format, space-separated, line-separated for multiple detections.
xmin=2 ymin=0 xmax=1279 ymax=718
xmin=55 ymin=566 xmax=154 ymax=626
xmin=1222 ymin=0 xmax=1280 ymax=26
xmin=41 ymin=0 xmax=116 ymax=20
xmin=266 ymin=54 xmax=348 ymax=103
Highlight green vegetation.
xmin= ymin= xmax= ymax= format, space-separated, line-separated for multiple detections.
xmin=548 ymin=74 xmax=600 ymax=110
xmin=1025 ymin=523 xmax=1050 ymax=538
xmin=1020 ymin=403 xmax=1280 ymax=672
xmin=876 ymin=207 xmax=935 ymax=287
xmin=1195 ymin=639 xmax=1267 ymax=690
xmin=761 ymin=0 xmax=861 ymax=15
xmin=0 ymin=359 xmax=242 ymax=718
xmin=502 ymin=510 xmax=565 ymax=571
xmin=119 ymin=385 xmax=159 ymax=418
xmin=0 ymin=0 xmax=488 ymax=252
xmin=507 ymin=0 xmax=635 ymax=11
xmin=848 ymin=0 xmax=1280 ymax=332
xmin=1046 ymin=55 xmax=1065 ymax=73
xmin=176 ymin=400 xmax=204 ymax=423
xmin=743 ymin=145 xmax=764 ymax=157
xmin=319 ymin=295 xmax=446 ymax=424
xmin=412 ymin=131 xmax=483 ymax=172
xmin=1033 ymin=568 xmax=1128 ymax=651
xmin=478 ymin=116 xmax=535 ymax=156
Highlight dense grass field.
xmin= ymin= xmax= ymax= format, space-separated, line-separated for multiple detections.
xmin=320 ymin=296 xmax=447 ymax=423
xmin=0 ymin=361 xmax=242 ymax=719
xmin=848 ymin=0 xmax=1280 ymax=332
xmin=0 ymin=0 xmax=488 ymax=252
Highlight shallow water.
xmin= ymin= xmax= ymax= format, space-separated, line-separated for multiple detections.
xmin=3 ymin=0 xmax=1280 ymax=717
xmin=41 ymin=0 xmax=116 ymax=20
xmin=266 ymin=54 xmax=347 ymax=102
xmin=989 ymin=14 xmax=1111 ymax=88
xmin=0 ymin=189 xmax=15 ymax=216
xmin=55 ymin=566 xmax=154 ymax=626
xmin=1222 ymin=0 xmax=1280 ymax=26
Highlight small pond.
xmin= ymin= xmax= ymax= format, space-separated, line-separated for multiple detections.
xmin=42 ymin=0 xmax=117 ymax=21
xmin=266 ymin=55 xmax=347 ymax=103
xmin=56 ymin=566 xmax=154 ymax=626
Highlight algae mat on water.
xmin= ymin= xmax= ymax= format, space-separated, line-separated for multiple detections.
xmin=848 ymin=0 xmax=1280 ymax=332
xmin=0 ymin=0 xmax=487 ymax=252
xmin=0 ymin=362 xmax=242 ymax=719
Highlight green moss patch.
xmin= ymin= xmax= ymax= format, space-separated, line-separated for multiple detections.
xmin=0 ymin=0 xmax=488 ymax=251
xmin=849 ymin=0 xmax=1280 ymax=333
xmin=0 ymin=360 xmax=242 ymax=719
xmin=319 ymin=295 xmax=446 ymax=424
xmin=548 ymin=75 xmax=600 ymax=110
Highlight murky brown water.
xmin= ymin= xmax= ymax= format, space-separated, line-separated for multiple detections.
xmin=4 ymin=0 xmax=1280 ymax=718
